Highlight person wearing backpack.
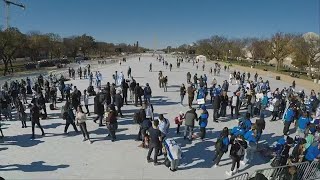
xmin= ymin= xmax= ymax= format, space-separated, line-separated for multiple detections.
xmin=134 ymin=83 xmax=143 ymax=107
xmin=226 ymin=135 xmax=247 ymax=176
xmin=174 ymin=112 xmax=185 ymax=134
xmin=213 ymin=127 xmax=230 ymax=167
xmin=144 ymin=83 xmax=152 ymax=104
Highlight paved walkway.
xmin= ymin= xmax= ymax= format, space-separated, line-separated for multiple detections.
xmin=0 ymin=54 xmax=307 ymax=179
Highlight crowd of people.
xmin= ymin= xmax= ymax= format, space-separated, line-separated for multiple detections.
xmin=1 ymin=54 xmax=320 ymax=178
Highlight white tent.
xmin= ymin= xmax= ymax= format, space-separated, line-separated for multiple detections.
xmin=196 ymin=55 xmax=207 ymax=62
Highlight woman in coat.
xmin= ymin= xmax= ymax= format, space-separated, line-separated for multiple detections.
xmin=76 ymin=105 xmax=92 ymax=143
xmin=63 ymin=101 xmax=79 ymax=134
xmin=226 ymin=135 xmax=248 ymax=176
xmin=107 ymin=109 xmax=118 ymax=142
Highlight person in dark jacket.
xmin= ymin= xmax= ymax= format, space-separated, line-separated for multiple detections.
xmin=220 ymin=91 xmax=228 ymax=117
xmin=105 ymin=82 xmax=112 ymax=106
xmin=129 ymin=78 xmax=136 ymax=104
xmin=94 ymin=94 xmax=105 ymax=127
xmin=226 ymin=135 xmax=248 ymax=176
xmin=213 ymin=94 xmax=221 ymax=122
xmin=38 ymin=93 xmax=47 ymax=119
xmin=230 ymin=92 xmax=240 ymax=118
xmin=187 ymin=84 xmax=196 ymax=108
xmin=134 ymin=83 xmax=143 ymax=106
xmin=71 ymin=86 xmax=81 ymax=110
xmin=136 ymin=108 xmax=147 ymax=141
xmin=199 ymin=105 xmax=209 ymax=140
xmin=121 ymin=80 xmax=129 ymax=105
xmin=180 ymin=83 xmax=186 ymax=105
xmin=144 ymin=83 xmax=152 ymax=104
xmin=255 ymin=115 xmax=266 ymax=147
xmin=63 ymin=101 xmax=79 ymax=134
xmin=184 ymin=108 xmax=198 ymax=141
xmin=114 ymin=90 xmax=123 ymax=117
xmin=30 ymin=102 xmax=45 ymax=139
xmin=107 ymin=109 xmax=118 ymax=142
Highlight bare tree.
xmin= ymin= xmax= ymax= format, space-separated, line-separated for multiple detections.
xmin=270 ymin=32 xmax=294 ymax=71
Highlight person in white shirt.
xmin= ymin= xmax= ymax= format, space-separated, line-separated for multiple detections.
xmin=158 ymin=114 xmax=170 ymax=155
xmin=76 ymin=105 xmax=92 ymax=144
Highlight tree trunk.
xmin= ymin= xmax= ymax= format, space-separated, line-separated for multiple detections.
xmin=275 ymin=59 xmax=280 ymax=71
xmin=9 ymin=58 xmax=14 ymax=73
xmin=3 ymin=59 xmax=9 ymax=76
xmin=307 ymin=58 xmax=311 ymax=78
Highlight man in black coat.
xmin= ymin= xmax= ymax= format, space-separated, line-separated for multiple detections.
xmin=134 ymin=83 xmax=143 ymax=107
xmin=213 ymin=95 xmax=221 ymax=122
xmin=71 ymin=86 xmax=81 ymax=110
xmin=121 ymin=80 xmax=129 ymax=105
xmin=30 ymin=102 xmax=45 ymax=139
xmin=114 ymin=90 xmax=123 ymax=117
xmin=94 ymin=93 xmax=105 ymax=126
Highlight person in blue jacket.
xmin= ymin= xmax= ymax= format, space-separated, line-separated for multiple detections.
xmin=304 ymin=142 xmax=320 ymax=162
xmin=283 ymin=104 xmax=296 ymax=135
xmin=242 ymin=113 xmax=252 ymax=133
xmin=213 ymin=127 xmax=230 ymax=167
xmin=199 ymin=105 xmax=208 ymax=140
xmin=296 ymin=112 xmax=311 ymax=138
xmin=243 ymin=125 xmax=257 ymax=165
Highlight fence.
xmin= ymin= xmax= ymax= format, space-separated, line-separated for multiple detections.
xmin=302 ymin=161 xmax=320 ymax=180
xmin=225 ymin=172 xmax=249 ymax=180
xmin=250 ymin=161 xmax=308 ymax=180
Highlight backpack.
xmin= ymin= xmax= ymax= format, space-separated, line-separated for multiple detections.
xmin=62 ymin=111 xmax=69 ymax=120
xmin=145 ymin=87 xmax=151 ymax=95
xmin=236 ymin=141 xmax=245 ymax=156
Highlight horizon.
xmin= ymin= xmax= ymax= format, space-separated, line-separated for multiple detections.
xmin=1 ymin=0 xmax=319 ymax=49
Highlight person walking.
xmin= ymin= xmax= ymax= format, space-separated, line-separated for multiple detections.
xmin=213 ymin=94 xmax=221 ymax=122
xmin=213 ymin=127 xmax=230 ymax=167
xmin=180 ymin=84 xmax=186 ymax=105
xmin=147 ymin=120 xmax=162 ymax=166
xmin=30 ymin=102 xmax=45 ymax=139
xmin=283 ymin=104 xmax=296 ymax=135
xmin=174 ymin=111 xmax=185 ymax=134
xmin=94 ymin=93 xmax=105 ymax=127
xmin=63 ymin=102 xmax=79 ymax=134
xmin=76 ymin=105 xmax=92 ymax=143
xmin=184 ymin=108 xmax=198 ymax=141
xmin=226 ymin=135 xmax=248 ymax=176
xmin=114 ymin=90 xmax=124 ymax=117
xmin=220 ymin=91 xmax=228 ymax=117
xmin=106 ymin=108 xmax=118 ymax=142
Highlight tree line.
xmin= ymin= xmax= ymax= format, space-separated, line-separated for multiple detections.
xmin=0 ymin=27 xmax=145 ymax=76
xmin=168 ymin=33 xmax=320 ymax=76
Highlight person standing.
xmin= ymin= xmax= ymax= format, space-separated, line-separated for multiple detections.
xmin=169 ymin=63 xmax=172 ymax=71
xmin=199 ymin=105 xmax=209 ymax=140
xmin=17 ymin=100 xmax=27 ymax=128
xmin=147 ymin=120 xmax=162 ymax=166
xmin=149 ymin=63 xmax=152 ymax=72
xmin=127 ymin=66 xmax=132 ymax=78
xmin=180 ymin=84 xmax=186 ymax=105
xmin=220 ymin=91 xmax=228 ymax=117
xmin=83 ymin=90 xmax=90 ymax=116
xmin=187 ymin=84 xmax=196 ymax=108
xmin=121 ymin=80 xmax=129 ymax=105
xmin=144 ymin=83 xmax=152 ymax=104
xmin=283 ymin=104 xmax=296 ymax=135
xmin=163 ymin=76 xmax=168 ymax=92
xmin=213 ymin=94 xmax=221 ymax=122
xmin=230 ymin=92 xmax=240 ymax=119
xmin=106 ymin=108 xmax=118 ymax=142
xmin=187 ymin=72 xmax=191 ymax=83
xmin=175 ymin=112 xmax=185 ymax=134
xmin=30 ymin=102 xmax=45 ymax=139
xmin=63 ymin=102 xmax=79 ymax=134
xmin=184 ymin=108 xmax=198 ymax=141
xmin=76 ymin=105 xmax=92 ymax=143
xmin=134 ymin=83 xmax=143 ymax=106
